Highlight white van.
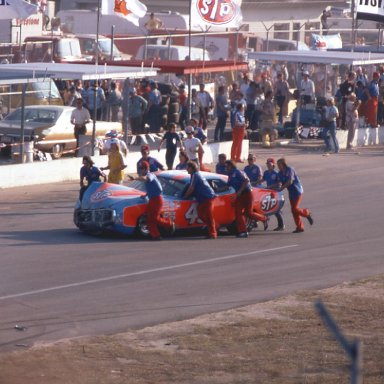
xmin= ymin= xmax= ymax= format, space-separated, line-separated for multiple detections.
xmin=135 ymin=44 xmax=211 ymax=61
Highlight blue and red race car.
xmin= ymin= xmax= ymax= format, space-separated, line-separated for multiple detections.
xmin=74 ymin=170 xmax=285 ymax=237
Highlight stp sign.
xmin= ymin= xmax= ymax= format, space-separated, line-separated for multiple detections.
xmin=196 ymin=0 xmax=238 ymax=25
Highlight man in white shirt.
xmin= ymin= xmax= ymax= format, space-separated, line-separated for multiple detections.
xmin=196 ymin=83 xmax=214 ymax=129
xmin=183 ymin=126 xmax=204 ymax=169
xmin=300 ymin=71 xmax=315 ymax=105
xmin=70 ymin=98 xmax=90 ymax=155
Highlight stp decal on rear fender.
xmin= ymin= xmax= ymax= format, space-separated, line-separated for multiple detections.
xmin=260 ymin=192 xmax=278 ymax=213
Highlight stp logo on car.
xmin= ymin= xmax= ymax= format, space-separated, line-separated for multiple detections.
xmin=196 ymin=0 xmax=237 ymax=25
xmin=91 ymin=189 xmax=112 ymax=203
xmin=261 ymin=193 xmax=278 ymax=212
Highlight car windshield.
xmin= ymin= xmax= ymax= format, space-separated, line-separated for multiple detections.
xmin=32 ymin=80 xmax=62 ymax=100
xmin=4 ymin=108 xmax=58 ymax=123
xmin=128 ymin=175 xmax=187 ymax=198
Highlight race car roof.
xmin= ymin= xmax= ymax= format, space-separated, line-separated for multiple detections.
xmin=247 ymin=50 xmax=384 ymax=66
xmin=0 ymin=62 xmax=157 ymax=81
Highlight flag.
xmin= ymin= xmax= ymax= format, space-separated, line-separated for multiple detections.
xmin=356 ymin=0 xmax=384 ymax=23
xmin=101 ymin=0 xmax=147 ymax=27
xmin=0 ymin=0 xmax=38 ymax=20
xmin=191 ymin=0 xmax=243 ymax=30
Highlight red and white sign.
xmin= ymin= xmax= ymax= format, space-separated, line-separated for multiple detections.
xmin=191 ymin=0 xmax=243 ymax=29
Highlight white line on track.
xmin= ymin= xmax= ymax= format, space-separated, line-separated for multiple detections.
xmin=0 ymin=244 xmax=298 ymax=301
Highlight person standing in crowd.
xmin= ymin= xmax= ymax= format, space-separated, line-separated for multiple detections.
xmin=190 ymin=118 xmax=209 ymax=171
xmin=132 ymin=160 xmax=174 ymax=241
xmin=244 ymin=153 xmax=262 ymax=186
xmin=239 ymin=72 xmax=250 ymax=96
xmin=178 ymin=84 xmax=188 ymax=130
xmin=144 ymin=12 xmax=164 ymax=31
xmin=231 ymin=103 xmax=247 ymax=163
xmin=355 ymin=80 xmax=368 ymax=119
xmin=355 ymin=66 xmax=368 ymax=87
xmin=260 ymin=71 xmax=272 ymax=96
xmin=158 ymin=123 xmax=183 ymax=170
xmin=100 ymin=139 xmax=126 ymax=184
xmin=103 ymin=130 xmax=128 ymax=157
xmin=184 ymin=161 xmax=217 ymax=239
xmin=183 ymin=126 xmax=204 ymax=168
xmin=377 ymin=65 xmax=384 ymax=125
xmin=215 ymin=153 xmax=228 ymax=175
xmin=345 ymin=93 xmax=361 ymax=150
xmin=320 ymin=8 xmax=332 ymax=35
xmin=136 ymin=144 xmax=164 ymax=174
xmin=262 ymin=158 xmax=285 ymax=231
xmin=365 ymin=72 xmax=380 ymax=128
xmin=300 ymin=71 xmax=315 ymax=105
xmin=79 ymin=155 xmax=106 ymax=201
xmin=70 ymin=98 xmax=90 ymax=155
xmin=224 ymin=160 xmax=268 ymax=238
xmin=196 ymin=83 xmax=214 ymax=130
xmin=146 ymin=81 xmax=162 ymax=133
xmin=260 ymin=90 xmax=278 ymax=143
xmin=277 ymin=158 xmax=313 ymax=233
xmin=107 ymin=81 xmax=123 ymax=122
xmin=245 ymin=81 xmax=257 ymax=130
xmin=339 ymin=71 xmax=356 ymax=129
xmin=175 ymin=151 xmax=189 ymax=170
xmin=128 ymin=87 xmax=148 ymax=135
xmin=84 ymin=80 xmax=105 ymax=121
xmin=273 ymin=72 xmax=290 ymax=124
xmin=214 ymin=85 xmax=229 ymax=142
xmin=323 ymin=96 xmax=339 ymax=154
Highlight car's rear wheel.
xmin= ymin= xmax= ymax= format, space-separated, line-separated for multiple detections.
xmin=51 ymin=144 xmax=64 ymax=159
xmin=226 ymin=218 xmax=257 ymax=235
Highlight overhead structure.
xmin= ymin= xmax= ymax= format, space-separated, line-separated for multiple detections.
xmin=111 ymin=59 xmax=249 ymax=75
xmin=0 ymin=63 xmax=158 ymax=158
xmin=0 ymin=62 xmax=158 ymax=80
xmin=247 ymin=50 xmax=384 ymax=66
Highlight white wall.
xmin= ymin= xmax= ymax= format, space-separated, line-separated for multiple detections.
xmin=0 ymin=141 xmax=249 ymax=189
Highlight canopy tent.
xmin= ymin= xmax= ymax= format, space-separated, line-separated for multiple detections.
xmin=247 ymin=50 xmax=384 ymax=66
xmin=0 ymin=62 xmax=157 ymax=80
xmin=0 ymin=70 xmax=53 ymax=85
xmin=0 ymin=63 xmax=158 ymax=159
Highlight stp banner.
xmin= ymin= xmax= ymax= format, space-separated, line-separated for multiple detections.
xmin=357 ymin=0 xmax=384 ymax=23
xmin=191 ymin=0 xmax=243 ymax=30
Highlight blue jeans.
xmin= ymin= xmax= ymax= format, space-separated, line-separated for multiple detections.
xmin=214 ymin=113 xmax=227 ymax=141
xmin=323 ymin=121 xmax=339 ymax=153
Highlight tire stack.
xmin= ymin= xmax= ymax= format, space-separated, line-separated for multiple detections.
xmin=161 ymin=95 xmax=169 ymax=129
xmin=168 ymin=91 xmax=179 ymax=125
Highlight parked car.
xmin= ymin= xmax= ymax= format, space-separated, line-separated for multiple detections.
xmin=74 ymin=170 xmax=285 ymax=237
xmin=0 ymin=105 xmax=121 ymax=159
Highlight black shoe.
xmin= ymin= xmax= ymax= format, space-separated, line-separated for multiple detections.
xmin=151 ymin=236 xmax=162 ymax=241
xmin=236 ymin=232 xmax=248 ymax=238
xmin=263 ymin=217 xmax=269 ymax=231
xmin=205 ymin=235 xmax=217 ymax=239
xmin=307 ymin=214 xmax=314 ymax=226
xmin=273 ymin=226 xmax=285 ymax=231
xmin=292 ymin=228 xmax=304 ymax=233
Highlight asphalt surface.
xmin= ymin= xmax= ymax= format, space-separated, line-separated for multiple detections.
xmin=1 ymin=144 xmax=384 ymax=353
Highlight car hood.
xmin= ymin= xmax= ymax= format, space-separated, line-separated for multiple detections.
xmin=80 ymin=182 xmax=146 ymax=210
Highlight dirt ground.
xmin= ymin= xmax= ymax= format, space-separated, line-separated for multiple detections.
xmin=1 ymin=275 xmax=383 ymax=384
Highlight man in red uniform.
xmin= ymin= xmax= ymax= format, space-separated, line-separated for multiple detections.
xmin=134 ymin=161 xmax=175 ymax=240
xmin=225 ymin=160 xmax=268 ymax=238
xmin=184 ymin=161 xmax=217 ymax=239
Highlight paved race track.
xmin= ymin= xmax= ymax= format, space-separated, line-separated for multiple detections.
xmin=1 ymin=146 xmax=383 ymax=352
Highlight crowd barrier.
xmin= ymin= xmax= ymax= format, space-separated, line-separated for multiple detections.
xmin=0 ymin=140 xmax=249 ymax=189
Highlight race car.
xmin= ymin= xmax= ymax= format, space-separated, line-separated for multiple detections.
xmin=74 ymin=170 xmax=285 ymax=237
